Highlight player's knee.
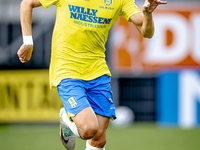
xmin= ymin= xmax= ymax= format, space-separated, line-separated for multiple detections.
xmin=80 ymin=123 xmax=99 ymax=139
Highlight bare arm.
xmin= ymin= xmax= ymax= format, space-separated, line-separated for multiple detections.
xmin=17 ymin=0 xmax=42 ymax=63
xmin=130 ymin=0 xmax=167 ymax=38
xmin=21 ymin=0 xmax=41 ymax=35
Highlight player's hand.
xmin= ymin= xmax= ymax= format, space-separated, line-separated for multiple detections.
xmin=17 ymin=45 xmax=33 ymax=63
xmin=143 ymin=0 xmax=167 ymax=13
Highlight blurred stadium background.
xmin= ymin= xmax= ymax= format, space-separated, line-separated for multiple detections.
xmin=0 ymin=0 xmax=200 ymax=150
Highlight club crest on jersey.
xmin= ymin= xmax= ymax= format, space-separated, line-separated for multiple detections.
xmin=104 ymin=0 xmax=112 ymax=6
xmin=68 ymin=97 xmax=77 ymax=108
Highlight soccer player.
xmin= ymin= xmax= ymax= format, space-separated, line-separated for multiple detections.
xmin=18 ymin=0 xmax=167 ymax=150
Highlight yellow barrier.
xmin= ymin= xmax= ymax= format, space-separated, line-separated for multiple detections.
xmin=0 ymin=70 xmax=63 ymax=123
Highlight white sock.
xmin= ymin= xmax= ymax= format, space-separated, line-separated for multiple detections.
xmin=61 ymin=110 xmax=81 ymax=138
xmin=85 ymin=140 xmax=105 ymax=150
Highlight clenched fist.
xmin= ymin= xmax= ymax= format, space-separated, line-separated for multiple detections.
xmin=17 ymin=45 xmax=33 ymax=63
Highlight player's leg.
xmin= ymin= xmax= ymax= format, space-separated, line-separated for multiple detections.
xmin=85 ymin=114 xmax=110 ymax=150
xmin=84 ymin=75 xmax=116 ymax=149
xmin=60 ymin=106 xmax=99 ymax=139
xmin=60 ymin=106 xmax=109 ymax=150
xmin=58 ymin=78 xmax=101 ymax=149
xmin=71 ymin=106 xmax=99 ymax=139
xmin=58 ymin=75 xmax=116 ymax=149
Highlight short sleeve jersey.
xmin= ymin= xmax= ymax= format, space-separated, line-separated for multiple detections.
xmin=39 ymin=0 xmax=141 ymax=88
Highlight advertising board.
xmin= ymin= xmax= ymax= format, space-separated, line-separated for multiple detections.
xmin=157 ymin=69 xmax=200 ymax=128
xmin=0 ymin=70 xmax=62 ymax=122
xmin=110 ymin=4 xmax=200 ymax=74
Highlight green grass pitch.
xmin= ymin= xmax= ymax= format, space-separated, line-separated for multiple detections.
xmin=0 ymin=123 xmax=200 ymax=150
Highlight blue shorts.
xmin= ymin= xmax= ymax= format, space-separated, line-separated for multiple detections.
xmin=57 ymin=75 xmax=116 ymax=121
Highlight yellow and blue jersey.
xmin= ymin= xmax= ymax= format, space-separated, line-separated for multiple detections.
xmin=39 ymin=0 xmax=141 ymax=88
